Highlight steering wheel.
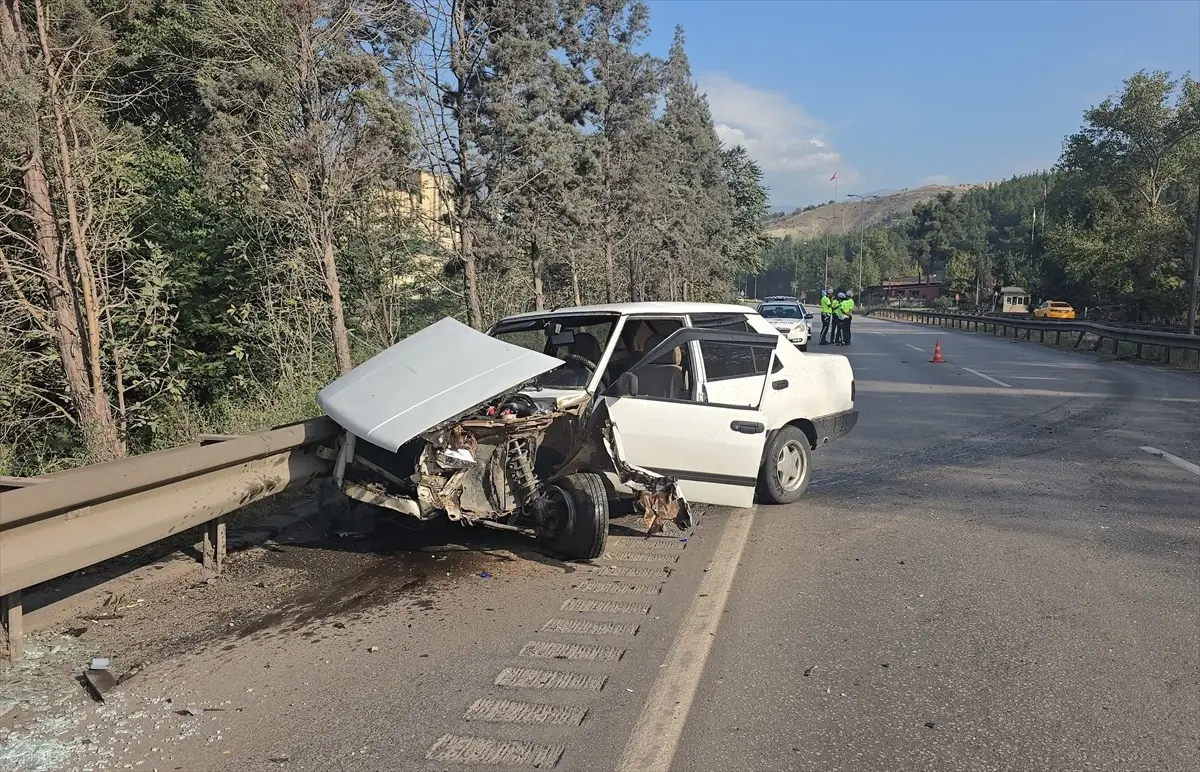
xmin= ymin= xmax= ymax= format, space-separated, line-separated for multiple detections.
xmin=565 ymin=353 xmax=597 ymax=376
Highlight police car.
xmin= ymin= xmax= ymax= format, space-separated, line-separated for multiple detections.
xmin=758 ymin=298 xmax=813 ymax=351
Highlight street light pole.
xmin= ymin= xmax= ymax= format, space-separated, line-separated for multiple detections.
xmin=847 ymin=194 xmax=877 ymax=294
xmin=1188 ymin=171 xmax=1200 ymax=335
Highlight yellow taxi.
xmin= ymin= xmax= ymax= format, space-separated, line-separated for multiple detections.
xmin=1032 ymin=300 xmax=1076 ymax=320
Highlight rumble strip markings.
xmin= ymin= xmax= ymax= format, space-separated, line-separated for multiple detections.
xmin=424 ymin=532 xmax=689 ymax=767
xmin=615 ymin=508 xmax=758 ymax=772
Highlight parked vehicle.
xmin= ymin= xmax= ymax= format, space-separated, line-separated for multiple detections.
xmin=1032 ymin=300 xmax=1076 ymax=320
xmin=317 ymin=302 xmax=857 ymax=559
xmin=758 ymin=300 xmax=814 ymax=351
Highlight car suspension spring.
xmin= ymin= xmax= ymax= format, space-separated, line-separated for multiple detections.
xmin=505 ymin=436 xmax=538 ymax=505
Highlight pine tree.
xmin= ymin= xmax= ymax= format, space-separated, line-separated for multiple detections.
xmin=653 ymin=26 xmax=732 ymax=301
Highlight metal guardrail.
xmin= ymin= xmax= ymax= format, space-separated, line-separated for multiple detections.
xmin=866 ymin=308 xmax=1200 ymax=367
xmin=0 ymin=417 xmax=337 ymax=662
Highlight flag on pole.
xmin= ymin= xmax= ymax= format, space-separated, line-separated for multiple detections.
xmin=829 ymin=172 xmax=838 ymax=182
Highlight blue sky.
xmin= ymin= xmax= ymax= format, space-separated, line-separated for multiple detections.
xmin=642 ymin=0 xmax=1200 ymax=209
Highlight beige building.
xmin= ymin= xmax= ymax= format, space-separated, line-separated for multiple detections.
xmin=389 ymin=169 xmax=456 ymax=252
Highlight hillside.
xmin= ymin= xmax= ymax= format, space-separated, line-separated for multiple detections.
xmin=766 ymin=184 xmax=981 ymax=240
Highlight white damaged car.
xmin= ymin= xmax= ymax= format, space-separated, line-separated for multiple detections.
xmin=318 ymin=302 xmax=857 ymax=560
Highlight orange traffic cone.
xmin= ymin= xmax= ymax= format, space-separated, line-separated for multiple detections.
xmin=930 ymin=340 xmax=945 ymax=363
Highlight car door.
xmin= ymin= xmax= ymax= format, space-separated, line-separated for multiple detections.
xmin=601 ymin=328 xmax=779 ymax=508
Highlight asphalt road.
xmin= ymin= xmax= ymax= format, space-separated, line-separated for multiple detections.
xmin=674 ymin=316 xmax=1199 ymax=772
xmin=2 ymin=315 xmax=1196 ymax=772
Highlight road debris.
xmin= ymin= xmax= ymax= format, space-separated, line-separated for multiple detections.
xmin=368 ymin=646 xmax=379 ymax=653
xmin=82 ymin=665 xmax=118 ymax=702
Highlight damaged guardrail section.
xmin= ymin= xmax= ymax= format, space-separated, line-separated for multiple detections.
xmin=0 ymin=417 xmax=337 ymax=663
xmin=866 ymin=308 xmax=1200 ymax=368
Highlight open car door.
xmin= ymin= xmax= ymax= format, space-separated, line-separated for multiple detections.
xmin=601 ymin=328 xmax=779 ymax=508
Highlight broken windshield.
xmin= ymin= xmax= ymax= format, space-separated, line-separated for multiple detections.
xmin=490 ymin=314 xmax=618 ymax=389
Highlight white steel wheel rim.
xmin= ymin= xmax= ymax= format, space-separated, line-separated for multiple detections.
xmin=776 ymin=440 xmax=806 ymax=491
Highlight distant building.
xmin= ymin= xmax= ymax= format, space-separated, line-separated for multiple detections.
xmin=997 ymin=286 xmax=1029 ymax=314
xmin=384 ymin=169 xmax=456 ymax=253
xmin=863 ymin=276 xmax=943 ymax=305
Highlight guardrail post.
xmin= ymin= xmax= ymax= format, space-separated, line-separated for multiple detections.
xmin=203 ymin=515 xmax=227 ymax=575
xmin=2 ymin=591 xmax=22 ymax=663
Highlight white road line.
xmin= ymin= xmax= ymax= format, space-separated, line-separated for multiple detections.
xmin=962 ymin=367 xmax=1013 ymax=388
xmin=1139 ymin=446 xmax=1200 ymax=476
xmin=905 ymin=344 xmax=925 ymax=352
xmin=614 ymin=508 xmax=757 ymax=772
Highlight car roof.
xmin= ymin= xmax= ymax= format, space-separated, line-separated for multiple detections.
xmin=498 ymin=301 xmax=758 ymax=323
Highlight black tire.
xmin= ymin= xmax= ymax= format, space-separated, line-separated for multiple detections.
xmin=537 ymin=472 xmax=608 ymax=560
xmin=758 ymin=425 xmax=812 ymax=505
xmin=798 ymin=342 xmax=808 ymax=352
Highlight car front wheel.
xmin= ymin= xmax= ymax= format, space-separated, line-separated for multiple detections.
xmin=536 ymin=472 xmax=608 ymax=560
xmin=798 ymin=342 xmax=808 ymax=352
xmin=759 ymin=425 xmax=812 ymax=504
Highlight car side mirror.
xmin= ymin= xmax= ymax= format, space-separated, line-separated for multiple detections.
xmin=805 ymin=312 xmax=814 ymax=319
xmin=609 ymin=371 xmax=639 ymax=397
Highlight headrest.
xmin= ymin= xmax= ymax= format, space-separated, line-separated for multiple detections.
xmin=644 ymin=333 xmax=682 ymax=366
xmin=569 ymin=331 xmax=602 ymax=364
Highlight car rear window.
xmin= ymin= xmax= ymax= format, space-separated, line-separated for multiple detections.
xmin=691 ymin=313 xmax=753 ymax=333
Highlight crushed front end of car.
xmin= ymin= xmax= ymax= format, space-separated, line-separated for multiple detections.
xmin=317 ymin=317 xmax=690 ymax=559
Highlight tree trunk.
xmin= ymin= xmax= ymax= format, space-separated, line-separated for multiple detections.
xmin=603 ymin=221 xmax=615 ymax=303
xmin=18 ymin=0 xmax=123 ymax=461
xmin=321 ymin=229 xmax=353 ymax=374
xmin=23 ymin=149 xmax=122 ymax=457
xmin=570 ymin=257 xmax=582 ymax=306
xmin=452 ymin=0 xmax=483 ymax=329
xmin=531 ymin=235 xmax=544 ymax=311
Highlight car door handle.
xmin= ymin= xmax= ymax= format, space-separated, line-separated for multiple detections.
xmin=730 ymin=420 xmax=765 ymax=434
xmin=772 ymin=379 xmax=788 ymax=390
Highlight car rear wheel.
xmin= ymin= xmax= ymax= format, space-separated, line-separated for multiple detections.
xmin=759 ymin=426 xmax=811 ymax=505
xmin=536 ymin=472 xmax=608 ymax=560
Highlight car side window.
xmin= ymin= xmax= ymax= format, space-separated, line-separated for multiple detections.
xmin=699 ymin=341 xmax=779 ymax=381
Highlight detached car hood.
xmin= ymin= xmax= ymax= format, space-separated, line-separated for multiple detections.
xmin=317 ymin=317 xmax=565 ymax=451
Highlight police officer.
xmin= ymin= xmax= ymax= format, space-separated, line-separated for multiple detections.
xmin=832 ymin=292 xmax=846 ymax=345
xmin=819 ymin=288 xmax=834 ymax=345
xmin=840 ymin=291 xmax=856 ymax=346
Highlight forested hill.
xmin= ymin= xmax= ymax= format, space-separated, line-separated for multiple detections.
xmin=766 ymin=184 xmax=980 ymax=240
xmin=749 ymin=71 xmax=1198 ymax=325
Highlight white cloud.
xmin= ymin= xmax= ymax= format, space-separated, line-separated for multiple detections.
xmin=698 ymin=72 xmax=855 ymax=207
xmin=919 ymin=174 xmax=953 ymax=186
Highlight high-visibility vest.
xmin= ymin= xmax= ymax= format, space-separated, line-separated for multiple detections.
xmin=820 ymin=295 xmax=833 ymax=314
xmin=842 ymin=298 xmax=856 ymax=316
xmin=833 ymin=300 xmax=845 ymax=318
